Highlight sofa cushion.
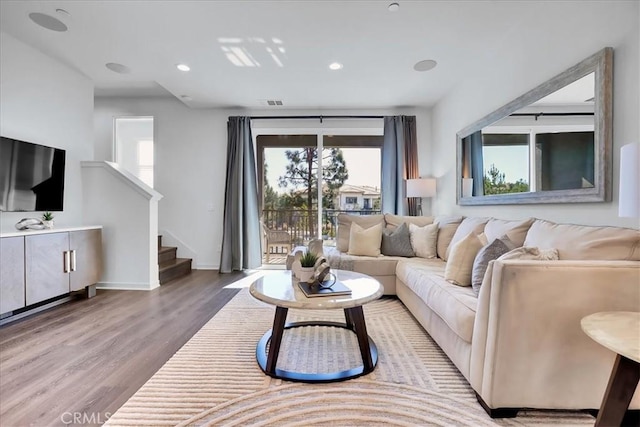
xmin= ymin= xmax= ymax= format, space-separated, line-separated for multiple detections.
xmin=434 ymin=215 xmax=463 ymax=261
xmin=409 ymin=223 xmax=438 ymax=259
xmin=484 ymin=218 xmax=534 ymax=247
xmin=384 ymin=214 xmax=434 ymax=231
xmin=471 ymin=236 xmax=516 ymax=296
xmin=445 ymin=232 xmax=485 ymax=286
xmin=336 ymin=214 xmax=385 ymax=252
xmin=396 ymin=259 xmax=477 ymax=343
xmin=498 ymin=246 xmax=560 ymax=261
xmin=348 ymin=222 xmax=382 ymax=257
xmin=324 ymin=246 xmax=403 ymax=276
xmin=524 ymin=219 xmax=640 ymax=260
xmin=446 ymin=217 xmax=490 ymax=260
xmin=381 ymin=222 xmax=415 ymax=257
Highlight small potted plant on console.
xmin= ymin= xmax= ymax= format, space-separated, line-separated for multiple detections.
xmin=42 ymin=211 xmax=55 ymax=229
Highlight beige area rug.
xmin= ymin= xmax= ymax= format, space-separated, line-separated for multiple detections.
xmin=107 ymin=276 xmax=594 ymax=426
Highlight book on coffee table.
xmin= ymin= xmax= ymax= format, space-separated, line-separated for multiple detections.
xmin=298 ymin=280 xmax=352 ymax=298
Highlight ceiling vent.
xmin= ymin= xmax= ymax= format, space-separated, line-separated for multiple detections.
xmin=267 ymin=100 xmax=283 ymax=106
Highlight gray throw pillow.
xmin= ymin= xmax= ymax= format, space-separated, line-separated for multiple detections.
xmin=471 ymin=235 xmax=516 ymax=296
xmin=381 ymin=222 xmax=415 ymax=257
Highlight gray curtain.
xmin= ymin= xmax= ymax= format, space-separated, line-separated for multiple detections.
xmin=220 ymin=117 xmax=261 ymax=273
xmin=382 ymin=116 xmax=418 ymax=215
xmin=468 ymin=131 xmax=484 ymax=196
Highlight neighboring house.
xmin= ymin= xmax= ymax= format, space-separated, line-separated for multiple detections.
xmin=338 ymin=185 xmax=380 ymax=211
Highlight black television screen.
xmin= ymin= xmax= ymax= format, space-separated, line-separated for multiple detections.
xmin=0 ymin=137 xmax=66 ymax=212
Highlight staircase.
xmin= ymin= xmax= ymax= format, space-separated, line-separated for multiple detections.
xmin=158 ymin=235 xmax=192 ymax=284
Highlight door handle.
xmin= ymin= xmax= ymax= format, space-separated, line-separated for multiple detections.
xmin=63 ymin=250 xmax=70 ymax=273
xmin=70 ymin=250 xmax=77 ymax=272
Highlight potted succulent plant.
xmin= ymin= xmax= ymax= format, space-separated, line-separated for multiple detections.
xmin=298 ymin=251 xmax=319 ymax=283
xmin=42 ymin=212 xmax=54 ymax=229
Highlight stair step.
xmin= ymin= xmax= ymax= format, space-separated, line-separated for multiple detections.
xmin=159 ymin=258 xmax=192 ymax=284
xmin=158 ymin=246 xmax=177 ymax=264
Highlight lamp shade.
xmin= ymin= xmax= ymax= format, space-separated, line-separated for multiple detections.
xmin=406 ymin=178 xmax=436 ymax=198
xmin=619 ymin=143 xmax=640 ymax=217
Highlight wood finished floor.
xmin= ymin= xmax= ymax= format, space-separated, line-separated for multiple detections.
xmin=0 ymin=270 xmax=247 ymax=427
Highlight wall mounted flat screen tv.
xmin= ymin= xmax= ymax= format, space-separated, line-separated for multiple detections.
xmin=0 ymin=136 xmax=66 ymax=212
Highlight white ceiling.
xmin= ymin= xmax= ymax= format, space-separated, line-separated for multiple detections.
xmin=0 ymin=1 xmax=625 ymax=109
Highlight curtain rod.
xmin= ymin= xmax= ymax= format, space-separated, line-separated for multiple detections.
xmin=249 ymin=115 xmax=384 ymax=123
xmin=509 ymin=112 xmax=594 ymax=118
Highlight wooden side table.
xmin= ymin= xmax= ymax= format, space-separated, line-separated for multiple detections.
xmin=581 ymin=312 xmax=640 ymax=427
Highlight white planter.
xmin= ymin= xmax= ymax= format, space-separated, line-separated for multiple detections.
xmin=42 ymin=220 xmax=54 ymax=229
xmin=298 ymin=267 xmax=315 ymax=283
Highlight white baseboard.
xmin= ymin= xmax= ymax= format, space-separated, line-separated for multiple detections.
xmin=195 ymin=264 xmax=219 ymax=270
xmin=96 ymin=280 xmax=160 ymax=291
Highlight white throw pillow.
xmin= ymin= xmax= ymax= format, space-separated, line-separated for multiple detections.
xmin=444 ymin=232 xmax=485 ymax=286
xmin=348 ymin=222 xmax=382 ymax=257
xmin=445 ymin=217 xmax=490 ymax=260
xmin=409 ymin=223 xmax=438 ymax=259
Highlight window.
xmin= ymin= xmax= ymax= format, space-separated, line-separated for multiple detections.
xmin=137 ymin=140 xmax=154 ymax=187
xmin=482 ymin=125 xmax=594 ymax=195
xmin=257 ymin=133 xmax=383 ymax=263
xmin=482 ymin=133 xmax=530 ymax=195
xmin=114 ymin=117 xmax=154 ymax=188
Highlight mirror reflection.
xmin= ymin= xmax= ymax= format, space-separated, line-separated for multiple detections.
xmin=457 ymin=47 xmax=612 ymax=205
xmin=461 ymin=73 xmax=595 ymax=197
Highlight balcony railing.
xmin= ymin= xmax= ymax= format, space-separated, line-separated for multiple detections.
xmin=262 ymin=208 xmax=382 ymax=248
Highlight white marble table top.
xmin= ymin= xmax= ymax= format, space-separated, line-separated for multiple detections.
xmin=581 ymin=311 xmax=640 ymax=363
xmin=249 ymin=270 xmax=383 ymax=310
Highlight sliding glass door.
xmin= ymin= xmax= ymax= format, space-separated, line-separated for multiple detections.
xmin=257 ymin=134 xmax=382 ymax=265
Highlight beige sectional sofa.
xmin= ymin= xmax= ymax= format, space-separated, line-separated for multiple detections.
xmin=323 ymin=213 xmax=640 ymax=417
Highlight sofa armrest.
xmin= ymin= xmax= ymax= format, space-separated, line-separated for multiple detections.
xmin=470 ymin=259 xmax=640 ymax=410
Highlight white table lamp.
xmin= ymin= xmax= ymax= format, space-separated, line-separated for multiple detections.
xmin=406 ymin=178 xmax=436 ymax=216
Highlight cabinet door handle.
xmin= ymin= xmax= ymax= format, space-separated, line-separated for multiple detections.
xmin=70 ymin=250 xmax=77 ymax=272
xmin=64 ymin=250 xmax=70 ymax=273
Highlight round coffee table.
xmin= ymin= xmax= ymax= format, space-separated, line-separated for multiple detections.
xmin=249 ymin=269 xmax=383 ymax=383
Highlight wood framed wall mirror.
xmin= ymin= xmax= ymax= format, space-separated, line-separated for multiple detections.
xmin=456 ymin=47 xmax=612 ymax=205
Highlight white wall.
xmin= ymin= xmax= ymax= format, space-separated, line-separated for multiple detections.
xmin=82 ymin=162 xmax=161 ymax=290
xmin=94 ymin=99 xmax=430 ymax=269
xmin=0 ymin=32 xmax=94 ymax=232
xmin=429 ymin=2 xmax=639 ymax=228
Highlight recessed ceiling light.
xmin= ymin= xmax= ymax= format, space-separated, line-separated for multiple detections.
xmin=329 ymin=62 xmax=343 ymax=71
xmin=176 ymin=64 xmax=191 ymax=72
xmin=29 ymin=12 xmax=68 ymax=32
xmin=55 ymin=8 xmax=70 ymax=17
xmin=388 ymin=3 xmax=400 ymax=12
xmin=413 ymin=59 xmax=437 ymax=72
xmin=105 ymin=62 xmax=131 ymax=74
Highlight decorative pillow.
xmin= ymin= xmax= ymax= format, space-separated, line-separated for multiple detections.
xmin=308 ymin=239 xmax=324 ymax=256
xmin=471 ymin=235 xmax=516 ymax=296
xmin=524 ymin=219 xmax=640 ymax=261
xmin=348 ymin=222 xmax=383 ymax=257
xmin=409 ymin=223 xmax=438 ymax=259
xmin=384 ymin=214 xmax=434 ymax=231
xmin=336 ymin=213 xmax=385 ymax=253
xmin=498 ymin=246 xmax=560 ymax=261
xmin=444 ymin=232 xmax=485 ymax=286
xmin=484 ymin=218 xmax=535 ymax=247
xmin=445 ymin=217 xmax=490 ymax=261
xmin=381 ymin=222 xmax=415 ymax=257
xmin=434 ymin=216 xmax=463 ymax=261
